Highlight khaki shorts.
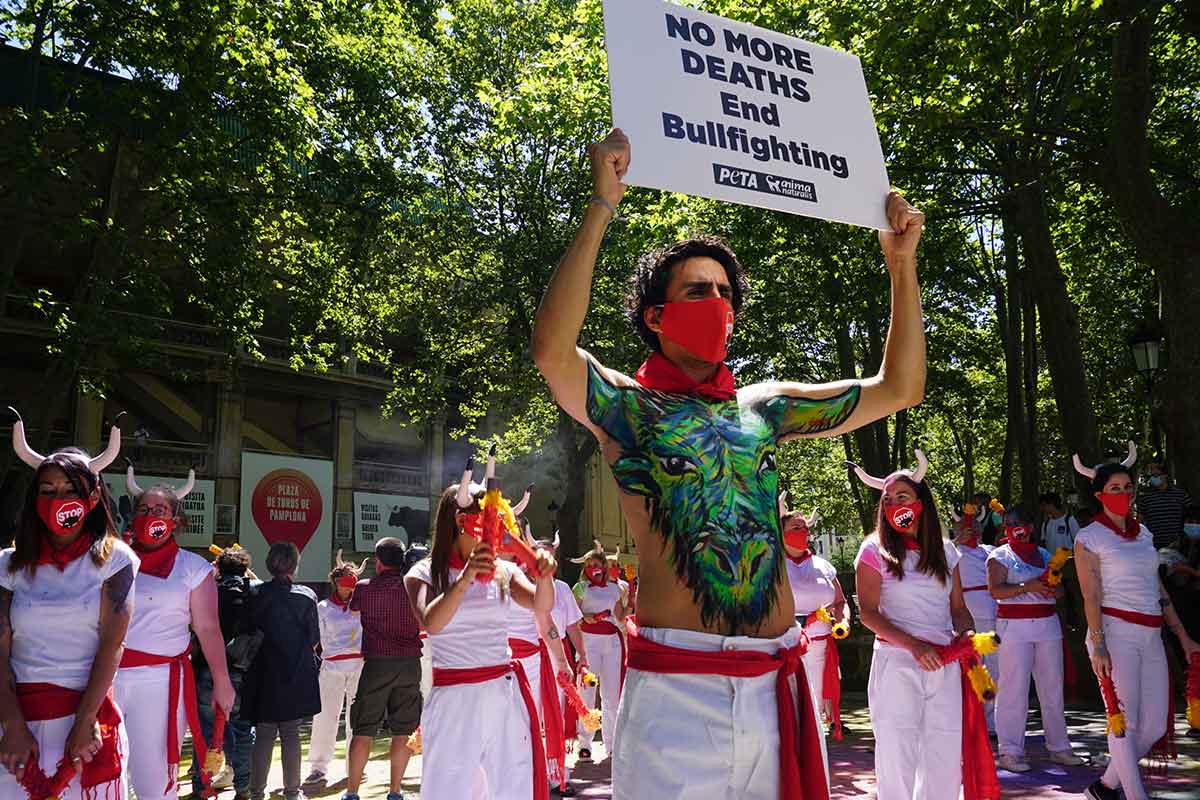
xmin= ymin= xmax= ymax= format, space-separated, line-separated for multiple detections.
xmin=350 ymin=656 xmax=422 ymax=738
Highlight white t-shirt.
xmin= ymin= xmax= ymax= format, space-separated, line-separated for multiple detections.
xmin=0 ymin=540 xmax=140 ymax=691
xmin=786 ymin=555 xmax=837 ymax=637
xmin=124 ymin=547 xmax=211 ymax=657
xmin=987 ymin=544 xmax=1062 ymax=643
xmin=318 ymin=598 xmax=364 ymax=671
xmin=1075 ymin=521 xmax=1160 ymax=615
xmin=407 ymin=558 xmax=518 ymax=669
xmin=1042 ymin=514 xmax=1079 ymax=553
xmin=550 ymin=579 xmax=583 ymax=639
xmin=955 ymin=542 xmax=998 ymax=623
xmin=506 ymin=592 xmax=541 ymax=644
xmin=855 ymin=537 xmax=960 ymax=648
xmin=576 ymin=581 xmax=623 ymax=618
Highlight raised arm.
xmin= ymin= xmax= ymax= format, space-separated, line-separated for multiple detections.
xmin=531 ymin=129 xmax=629 ymax=424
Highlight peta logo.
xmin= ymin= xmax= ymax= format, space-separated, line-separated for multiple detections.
xmin=148 ymin=519 xmax=170 ymax=539
xmin=56 ymin=500 xmax=86 ymax=529
xmin=890 ymin=506 xmax=915 ymax=531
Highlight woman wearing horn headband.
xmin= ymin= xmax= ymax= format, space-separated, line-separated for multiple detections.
xmin=0 ymin=410 xmax=135 ymax=800
xmin=951 ymin=504 xmax=998 ymax=735
xmin=780 ymin=494 xmax=847 ymax=755
xmin=115 ymin=464 xmax=235 ymax=800
xmin=1073 ymin=444 xmax=1199 ymax=800
xmin=852 ymin=450 xmax=996 ymax=800
xmin=303 ymin=551 xmax=368 ymax=786
xmin=985 ymin=504 xmax=1082 ymax=773
xmin=404 ymin=453 xmax=557 ymax=800
xmin=570 ymin=540 xmax=625 ymax=762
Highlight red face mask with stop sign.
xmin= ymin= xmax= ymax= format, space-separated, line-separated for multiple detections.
xmin=884 ymin=500 xmax=923 ymax=535
xmin=37 ymin=495 xmax=97 ymax=538
xmin=130 ymin=515 xmax=176 ymax=546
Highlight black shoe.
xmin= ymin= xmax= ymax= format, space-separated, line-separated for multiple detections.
xmin=555 ymin=785 xmax=577 ymax=797
xmin=578 ymin=747 xmax=592 ymax=761
xmin=1083 ymin=779 xmax=1120 ymax=800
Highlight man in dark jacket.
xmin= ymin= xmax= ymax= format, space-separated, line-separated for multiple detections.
xmin=243 ymin=542 xmax=321 ymax=800
xmin=193 ymin=546 xmax=260 ymax=799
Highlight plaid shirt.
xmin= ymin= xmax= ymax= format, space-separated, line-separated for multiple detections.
xmin=349 ymin=568 xmax=422 ymax=658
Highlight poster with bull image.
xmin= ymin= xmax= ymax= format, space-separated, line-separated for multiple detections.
xmin=353 ymin=491 xmax=430 ymax=550
xmin=602 ymin=0 xmax=890 ymax=229
xmin=102 ymin=472 xmax=216 ymax=547
xmin=239 ymin=452 xmax=334 ymax=582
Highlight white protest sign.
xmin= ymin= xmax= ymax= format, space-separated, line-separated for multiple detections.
xmin=353 ymin=492 xmax=430 ymax=551
xmin=102 ymin=472 xmax=216 ymax=547
xmin=602 ymin=0 xmax=890 ymax=229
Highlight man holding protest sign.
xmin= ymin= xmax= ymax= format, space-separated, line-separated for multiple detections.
xmin=531 ymin=124 xmax=925 ymax=799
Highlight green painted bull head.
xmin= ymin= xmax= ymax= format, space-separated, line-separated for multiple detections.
xmin=586 ymin=362 xmax=860 ymax=632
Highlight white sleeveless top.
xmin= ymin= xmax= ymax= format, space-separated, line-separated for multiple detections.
xmin=987 ymin=544 xmax=1062 ymax=643
xmin=786 ymin=555 xmax=838 ymax=637
xmin=318 ymin=598 xmax=364 ymax=670
xmin=856 ymin=537 xmax=960 ymax=648
xmin=577 ymin=581 xmax=623 ymax=618
xmin=408 ymin=558 xmax=519 ymax=669
xmin=125 ymin=546 xmax=211 ymax=657
xmin=0 ymin=540 xmax=139 ymax=690
xmin=1075 ymin=521 xmax=1160 ymax=615
xmin=955 ymin=542 xmax=998 ymax=623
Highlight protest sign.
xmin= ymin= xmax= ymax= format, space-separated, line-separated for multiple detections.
xmin=353 ymin=491 xmax=430 ymax=550
xmin=239 ymin=452 xmax=334 ymax=581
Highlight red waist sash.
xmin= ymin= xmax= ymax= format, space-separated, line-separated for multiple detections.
xmin=1102 ymin=606 xmax=1163 ymax=627
xmin=509 ymin=637 xmax=566 ymax=786
xmin=962 ymin=585 xmax=989 ymax=593
xmin=580 ymin=613 xmax=626 ymax=692
xmin=997 ymin=604 xmax=1056 ymax=619
xmin=432 ymin=661 xmax=548 ymax=800
xmin=324 ymin=652 xmax=364 ymax=662
xmin=626 ymin=629 xmax=827 ymax=800
xmin=119 ymin=647 xmax=205 ymax=793
xmin=16 ymin=683 xmax=123 ymax=800
xmin=808 ymin=634 xmax=842 ymax=741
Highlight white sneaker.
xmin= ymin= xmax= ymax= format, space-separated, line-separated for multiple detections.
xmin=996 ymin=754 xmax=1031 ymax=772
xmin=1048 ymin=749 xmax=1084 ymax=766
xmin=212 ymin=764 xmax=235 ymax=789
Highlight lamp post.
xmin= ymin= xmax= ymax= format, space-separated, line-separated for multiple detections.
xmin=1128 ymin=324 xmax=1162 ymax=455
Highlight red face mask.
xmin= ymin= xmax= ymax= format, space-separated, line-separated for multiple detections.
xmin=1096 ymin=491 xmax=1132 ymax=518
xmin=608 ymin=565 xmax=621 ymax=581
xmin=658 ymin=297 xmax=734 ymax=363
xmin=1005 ymin=524 xmax=1033 ymax=544
xmin=460 ymin=512 xmax=484 ymax=540
xmin=885 ymin=500 xmax=923 ymax=535
xmin=585 ymin=565 xmax=606 ymax=585
xmin=37 ymin=495 xmax=96 ymax=538
xmin=130 ymin=515 xmax=176 ymax=546
xmin=783 ymin=525 xmax=809 ymax=552
xmin=335 ymin=575 xmax=358 ymax=591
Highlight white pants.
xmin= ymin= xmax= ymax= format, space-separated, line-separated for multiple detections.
xmin=1087 ymin=617 xmax=1169 ymax=800
xmin=0 ymin=712 xmax=130 ymax=800
xmin=554 ymin=685 xmax=573 ymax=787
xmin=801 ymin=637 xmax=831 ymax=776
xmin=974 ymin=616 xmax=998 ymax=732
xmin=577 ymin=630 xmax=622 ymax=756
xmin=867 ymin=646 xmax=963 ymax=800
xmin=611 ymin=625 xmax=822 ymax=800
xmin=996 ymin=636 xmax=1071 ymax=757
xmin=114 ymin=663 xmax=187 ymax=800
xmin=307 ymin=663 xmax=363 ymax=774
xmin=514 ymin=648 xmax=542 ymax=717
xmin=419 ymin=672 xmax=533 ymax=800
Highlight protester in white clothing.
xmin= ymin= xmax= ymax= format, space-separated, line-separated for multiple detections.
xmin=304 ymin=553 xmax=367 ymax=786
xmin=1073 ymin=447 xmax=1199 ymax=800
xmin=0 ymin=417 xmax=135 ymax=800
xmin=852 ymin=450 xmax=997 ymax=800
xmin=986 ymin=505 xmax=1081 ymax=772
xmin=404 ymin=455 xmax=557 ymax=800
xmin=115 ymin=467 xmax=236 ymax=800
xmin=951 ymin=503 xmax=998 ymax=733
xmin=570 ymin=541 xmax=625 ymax=761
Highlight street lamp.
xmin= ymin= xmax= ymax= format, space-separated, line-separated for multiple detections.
xmin=1128 ymin=325 xmax=1161 ymax=390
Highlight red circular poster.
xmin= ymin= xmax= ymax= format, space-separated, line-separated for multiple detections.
xmin=250 ymin=468 xmax=323 ymax=552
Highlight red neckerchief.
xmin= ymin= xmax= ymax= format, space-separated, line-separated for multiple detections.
xmin=133 ymin=537 xmax=180 ymax=579
xmin=35 ymin=533 xmax=92 ymax=571
xmin=586 ymin=572 xmax=608 ymax=587
xmin=635 ymin=352 xmax=736 ymax=402
xmin=448 ymin=550 xmax=468 ymax=571
xmin=329 ymin=591 xmax=351 ymax=608
xmin=787 ymin=550 xmax=812 ymax=566
xmin=1094 ymin=512 xmax=1141 ymax=541
xmin=899 ymin=535 xmax=921 ymax=552
xmin=1010 ymin=540 xmax=1042 ymax=566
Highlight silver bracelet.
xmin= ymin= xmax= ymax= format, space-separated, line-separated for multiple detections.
xmin=589 ymin=194 xmax=618 ymax=221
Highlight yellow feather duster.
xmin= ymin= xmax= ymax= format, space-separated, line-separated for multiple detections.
xmin=406 ymin=727 xmax=422 ymax=754
xmin=966 ymin=662 xmax=997 ymax=702
xmin=582 ymin=709 xmax=603 ymax=733
xmin=581 ymin=669 xmax=599 ymax=688
xmin=814 ymin=606 xmax=850 ymax=639
xmin=1043 ymin=547 xmax=1072 ymax=587
xmin=204 ymin=749 xmax=225 ymax=776
xmin=1186 ymin=697 xmax=1200 ymax=730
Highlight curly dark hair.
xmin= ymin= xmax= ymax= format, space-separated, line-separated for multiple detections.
xmin=625 ymin=236 xmax=750 ymax=351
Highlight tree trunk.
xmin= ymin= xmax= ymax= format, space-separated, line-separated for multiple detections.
xmin=1005 ymin=177 xmax=1099 ymax=496
xmin=1020 ymin=261 xmax=1040 ymax=503
xmin=1103 ymin=4 xmax=1200 ymax=498
xmin=555 ymin=408 xmax=597 ymax=581
xmin=995 ymin=257 xmax=1022 ymax=503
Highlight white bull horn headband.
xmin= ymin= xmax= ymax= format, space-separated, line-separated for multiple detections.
xmin=10 ymin=406 xmax=123 ymax=474
xmin=126 ymin=461 xmax=196 ymax=500
xmin=1072 ymin=441 xmax=1137 ymax=480
xmin=846 ymin=448 xmax=929 ymax=490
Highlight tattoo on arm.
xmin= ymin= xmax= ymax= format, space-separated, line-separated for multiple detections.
xmin=547 ymin=624 xmax=561 ymax=640
xmin=104 ymin=565 xmax=134 ymax=615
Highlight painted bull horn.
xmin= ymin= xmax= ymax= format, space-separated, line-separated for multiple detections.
xmin=484 ymin=442 xmax=497 ymax=481
xmin=552 ymin=530 xmax=560 ymax=550
xmin=1121 ymin=440 xmax=1137 ymax=468
xmin=1072 ymin=454 xmax=1097 ymax=481
xmin=512 ymin=483 xmax=534 ymax=516
xmin=9 ymin=406 xmax=46 ymax=469
xmin=126 ymin=461 xmax=143 ymax=497
xmin=950 ymin=506 xmax=962 ymax=522
xmin=176 ymin=468 xmax=196 ymax=500
xmin=845 ymin=461 xmax=886 ymax=490
xmin=911 ymin=449 xmax=929 ymax=483
xmin=777 ymin=490 xmax=790 ymax=519
xmin=456 ymin=456 xmax=476 ymax=509
xmin=87 ymin=411 xmax=124 ymax=474
xmin=803 ymin=507 xmax=819 ymax=528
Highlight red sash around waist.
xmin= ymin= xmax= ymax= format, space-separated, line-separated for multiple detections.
xmin=580 ymin=613 xmax=626 ymax=692
xmin=432 ymin=661 xmax=548 ymax=800
xmin=963 ymin=585 xmax=989 ymax=593
xmin=997 ymin=604 xmax=1056 ymax=619
xmin=509 ymin=637 xmax=566 ymax=786
xmin=324 ymin=652 xmax=364 ymax=662
xmin=627 ymin=629 xmax=827 ymax=800
xmin=1102 ymin=606 xmax=1163 ymax=627
xmin=119 ymin=647 xmax=205 ymax=793
xmin=808 ymin=634 xmax=843 ymax=741
xmin=16 ymin=683 xmax=123 ymax=800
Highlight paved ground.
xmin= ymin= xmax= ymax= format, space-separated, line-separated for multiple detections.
xmin=185 ymin=693 xmax=1200 ymax=799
